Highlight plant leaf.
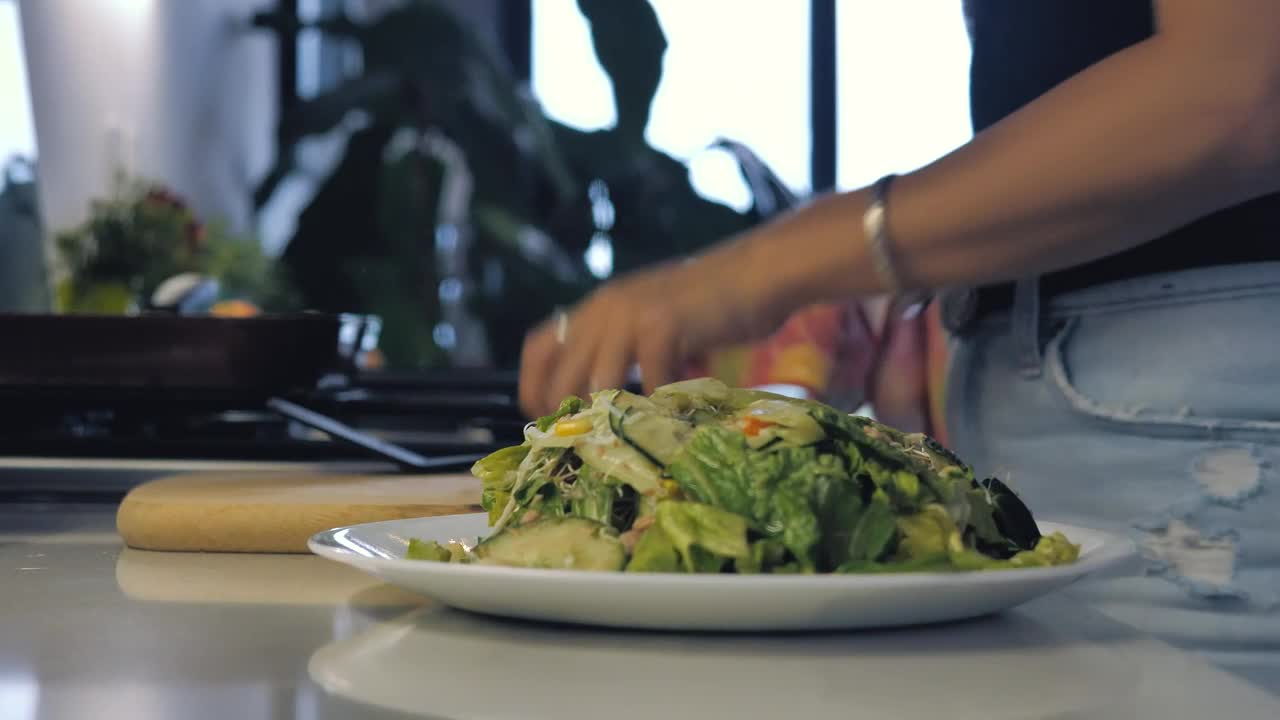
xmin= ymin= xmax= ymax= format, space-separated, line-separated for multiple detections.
xmin=283 ymin=72 xmax=402 ymax=144
xmin=577 ymin=0 xmax=667 ymax=142
xmin=712 ymin=138 xmax=801 ymax=218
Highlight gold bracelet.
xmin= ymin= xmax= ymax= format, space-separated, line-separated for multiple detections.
xmin=862 ymin=174 xmax=905 ymax=293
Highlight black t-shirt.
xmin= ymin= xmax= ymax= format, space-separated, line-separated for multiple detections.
xmin=966 ymin=0 xmax=1280 ymax=313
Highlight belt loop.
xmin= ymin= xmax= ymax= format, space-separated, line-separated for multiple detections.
xmin=939 ymin=287 xmax=978 ymax=336
xmin=1012 ymin=276 xmax=1043 ymax=378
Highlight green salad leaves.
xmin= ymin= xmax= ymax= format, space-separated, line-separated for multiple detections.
xmin=407 ymin=378 xmax=1079 ymax=574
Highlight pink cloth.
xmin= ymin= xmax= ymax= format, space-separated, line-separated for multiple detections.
xmin=687 ymin=299 xmax=938 ymax=438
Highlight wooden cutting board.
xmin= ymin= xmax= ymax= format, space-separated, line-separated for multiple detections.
xmin=116 ymin=471 xmax=483 ymax=553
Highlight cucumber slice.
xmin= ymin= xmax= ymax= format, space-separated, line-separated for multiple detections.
xmin=606 ymin=391 xmax=692 ymax=467
xmin=735 ymin=399 xmax=826 ymax=449
xmin=473 ymin=517 xmax=626 ymax=571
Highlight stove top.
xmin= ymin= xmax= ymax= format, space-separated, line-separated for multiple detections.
xmin=0 ymin=369 xmax=527 ymax=491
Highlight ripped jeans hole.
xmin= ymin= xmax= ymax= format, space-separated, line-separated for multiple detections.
xmin=1192 ymin=446 xmax=1263 ymax=505
xmin=1141 ymin=519 xmax=1238 ymax=591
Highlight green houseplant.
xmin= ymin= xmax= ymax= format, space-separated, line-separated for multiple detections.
xmin=252 ymin=0 xmax=796 ymax=369
xmin=54 ymin=174 xmax=291 ymax=314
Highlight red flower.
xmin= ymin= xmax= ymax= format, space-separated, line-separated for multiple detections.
xmin=143 ymin=187 xmax=189 ymax=212
xmin=185 ymin=221 xmax=207 ymax=251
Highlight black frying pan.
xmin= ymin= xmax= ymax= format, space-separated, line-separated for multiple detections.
xmin=0 ymin=312 xmax=481 ymax=471
xmin=0 ymin=312 xmax=347 ymax=393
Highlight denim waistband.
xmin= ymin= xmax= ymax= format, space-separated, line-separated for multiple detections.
xmin=958 ymin=262 xmax=1280 ymax=331
xmin=939 ymin=263 xmax=1280 ymax=377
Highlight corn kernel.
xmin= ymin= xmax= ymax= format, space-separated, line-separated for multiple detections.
xmin=552 ymin=418 xmax=592 ymax=436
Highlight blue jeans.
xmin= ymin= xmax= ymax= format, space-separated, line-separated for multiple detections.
xmin=944 ymin=263 xmax=1280 ymax=695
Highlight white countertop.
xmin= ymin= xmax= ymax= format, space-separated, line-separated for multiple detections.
xmin=3 ymin=502 xmax=1277 ymax=720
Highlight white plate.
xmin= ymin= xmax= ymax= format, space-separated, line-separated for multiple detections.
xmin=308 ymin=513 xmax=1136 ymax=631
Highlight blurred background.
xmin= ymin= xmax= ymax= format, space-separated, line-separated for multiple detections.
xmin=0 ymin=0 xmax=972 ymax=372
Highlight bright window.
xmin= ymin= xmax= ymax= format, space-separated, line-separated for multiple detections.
xmin=532 ymin=0 xmax=811 ymax=212
xmin=835 ymin=0 xmax=972 ymax=189
xmin=531 ymin=1 xmax=972 ymax=204
xmin=0 ymin=0 xmax=37 ymax=188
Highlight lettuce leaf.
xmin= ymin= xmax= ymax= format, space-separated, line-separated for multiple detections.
xmin=894 ymin=505 xmax=958 ymax=561
xmin=667 ymin=426 xmax=844 ymax=571
xmin=406 ymin=538 xmax=452 ymax=562
xmin=806 ymin=405 xmax=973 ymax=518
xmin=838 ymin=554 xmax=952 ymax=574
xmin=625 ymin=523 xmax=682 ymax=572
xmin=802 ymin=400 xmax=864 ymax=442
xmin=666 ymin=422 xmax=905 ymax=572
xmin=653 ymin=500 xmax=751 ymax=572
xmin=472 ymin=445 xmax=529 ymax=525
xmin=814 ymin=470 xmax=899 ymax=569
xmin=480 ymin=488 xmax=510 ymax=526
xmin=497 ymin=447 xmax=569 ymax=527
xmin=772 ymin=453 xmax=846 ymax=571
xmin=735 ymin=538 xmax=790 ymax=573
xmin=512 ymin=469 xmax=552 ymax=506
xmin=649 ymin=377 xmax=791 ymax=425
xmin=815 ymin=472 xmax=864 ymax=568
xmin=666 ymin=425 xmax=759 ymax=519
xmin=472 ymin=444 xmax=531 ymax=481
xmin=844 ymin=492 xmax=898 ymax=564
xmin=535 ymin=395 xmax=583 ymax=432
xmin=964 ymin=484 xmax=1016 ymax=557
xmin=568 ymin=464 xmax=614 ymax=525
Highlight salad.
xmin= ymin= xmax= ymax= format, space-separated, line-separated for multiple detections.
xmin=407 ymin=378 xmax=1079 ymax=574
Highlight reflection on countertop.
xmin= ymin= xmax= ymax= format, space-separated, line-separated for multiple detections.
xmin=306 ymin=598 xmax=1274 ymax=720
xmin=1 ymin=503 xmax=425 ymax=720
xmin=2 ymin=502 xmax=1277 ymax=720
xmin=114 ymin=547 xmax=428 ymax=607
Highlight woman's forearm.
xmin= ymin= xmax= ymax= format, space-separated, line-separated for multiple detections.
xmin=729 ymin=20 xmax=1280 ymax=311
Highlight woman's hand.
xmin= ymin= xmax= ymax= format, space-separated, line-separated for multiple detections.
xmin=518 ymin=245 xmax=791 ymax=418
